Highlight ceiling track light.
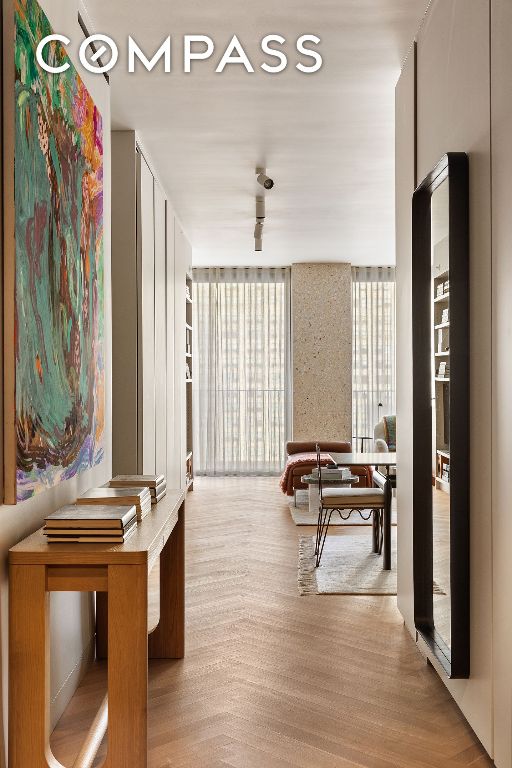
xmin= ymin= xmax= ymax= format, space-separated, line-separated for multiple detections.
xmin=256 ymin=167 xmax=274 ymax=190
xmin=254 ymin=171 xmax=274 ymax=251
xmin=254 ymin=195 xmax=265 ymax=251
xmin=256 ymin=196 xmax=265 ymax=220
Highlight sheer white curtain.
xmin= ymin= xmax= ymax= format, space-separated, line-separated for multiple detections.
xmin=352 ymin=267 xmax=396 ymax=440
xmin=192 ymin=267 xmax=291 ymax=475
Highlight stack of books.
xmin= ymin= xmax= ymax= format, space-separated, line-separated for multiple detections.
xmin=109 ymin=474 xmax=167 ymax=505
xmin=44 ymin=505 xmax=137 ymax=543
xmin=312 ymin=466 xmax=352 ymax=480
xmin=77 ymin=487 xmax=152 ymax=522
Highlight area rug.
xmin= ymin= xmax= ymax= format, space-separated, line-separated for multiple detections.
xmin=289 ymin=500 xmax=397 ymax=527
xmin=298 ymin=532 xmax=444 ymax=596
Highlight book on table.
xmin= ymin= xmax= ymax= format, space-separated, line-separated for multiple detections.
xmin=313 ymin=467 xmax=352 ymax=479
xmin=76 ymin=487 xmax=152 ymax=521
xmin=45 ymin=504 xmax=137 ymax=528
xmin=44 ymin=504 xmax=137 ymax=543
xmin=109 ymin=474 xmax=167 ymax=504
xmin=109 ymin=474 xmax=165 ymax=488
xmin=44 ymin=519 xmax=138 ymax=543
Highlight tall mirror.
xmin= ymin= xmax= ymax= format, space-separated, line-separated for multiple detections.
xmin=412 ymin=153 xmax=470 ymax=679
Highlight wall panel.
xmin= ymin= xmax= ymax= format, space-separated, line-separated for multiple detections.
xmin=490 ymin=1 xmax=512 ymax=764
xmin=396 ymin=0 xmax=493 ymax=753
xmin=1 ymin=0 xmax=112 ymax=752
xmin=395 ymin=44 xmax=416 ymax=631
xmin=154 ymin=180 xmax=167 ymax=476
xmin=137 ymin=154 xmax=156 ymax=474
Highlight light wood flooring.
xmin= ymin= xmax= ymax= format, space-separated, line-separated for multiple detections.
xmin=50 ymin=477 xmax=492 ymax=768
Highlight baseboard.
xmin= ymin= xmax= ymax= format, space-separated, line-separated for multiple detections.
xmin=50 ymin=634 xmax=96 ymax=731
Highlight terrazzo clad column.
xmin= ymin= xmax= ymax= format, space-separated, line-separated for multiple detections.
xmin=291 ymin=263 xmax=352 ymax=441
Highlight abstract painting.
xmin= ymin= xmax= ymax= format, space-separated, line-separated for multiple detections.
xmin=7 ymin=0 xmax=104 ymax=502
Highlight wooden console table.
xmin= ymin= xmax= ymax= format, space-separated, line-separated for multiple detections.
xmin=9 ymin=489 xmax=186 ymax=768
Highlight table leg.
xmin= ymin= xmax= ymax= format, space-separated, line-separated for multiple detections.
xmin=9 ymin=564 xmax=52 ymax=768
xmin=383 ymin=479 xmax=392 ymax=570
xmin=148 ymin=501 xmax=185 ymax=659
xmin=372 ymin=510 xmax=379 ymax=553
xmin=95 ymin=591 xmax=108 ymax=660
xmin=105 ymin=563 xmax=148 ymax=768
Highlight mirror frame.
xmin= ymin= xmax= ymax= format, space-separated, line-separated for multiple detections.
xmin=412 ymin=152 xmax=470 ymax=679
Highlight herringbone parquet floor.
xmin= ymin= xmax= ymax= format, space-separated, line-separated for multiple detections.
xmin=50 ymin=477 xmax=492 ymax=768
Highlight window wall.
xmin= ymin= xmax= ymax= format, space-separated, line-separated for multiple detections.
xmin=352 ymin=266 xmax=396 ymax=442
xmin=193 ymin=267 xmax=290 ymax=475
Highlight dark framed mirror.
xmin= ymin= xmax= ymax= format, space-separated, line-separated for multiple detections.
xmin=412 ymin=153 xmax=470 ymax=678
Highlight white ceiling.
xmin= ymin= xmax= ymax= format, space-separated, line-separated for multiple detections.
xmin=84 ymin=0 xmax=428 ymax=267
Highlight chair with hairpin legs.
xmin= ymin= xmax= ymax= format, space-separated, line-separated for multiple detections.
xmin=314 ymin=443 xmax=390 ymax=568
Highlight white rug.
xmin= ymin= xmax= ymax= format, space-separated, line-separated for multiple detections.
xmin=298 ymin=532 xmax=445 ymax=597
xmin=298 ymin=533 xmax=398 ymax=595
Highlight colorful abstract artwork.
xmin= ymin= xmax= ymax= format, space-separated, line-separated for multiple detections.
xmin=11 ymin=0 xmax=104 ymax=501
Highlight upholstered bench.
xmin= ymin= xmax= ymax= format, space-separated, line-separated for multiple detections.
xmin=279 ymin=441 xmax=373 ymax=501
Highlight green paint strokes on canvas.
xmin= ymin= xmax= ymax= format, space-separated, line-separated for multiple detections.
xmin=14 ymin=0 xmax=104 ymax=501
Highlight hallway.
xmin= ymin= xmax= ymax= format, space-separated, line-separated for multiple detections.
xmin=51 ymin=477 xmax=490 ymax=767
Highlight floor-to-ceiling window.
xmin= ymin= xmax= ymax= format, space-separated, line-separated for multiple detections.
xmin=193 ymin=267 xmax=290 ymax=475
xmin=352 ymin=266 xmax=396 ymax=441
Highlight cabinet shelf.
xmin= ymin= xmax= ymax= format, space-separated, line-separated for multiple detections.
xmin=435 ymin=377 xmax=450 ymax=382
xmin=434 ymin=322 xmax=450 ymax=330
xmin=434 ymin=351 xmax=450 ymax=357
xmin=434 ymin=292 xmax=450 ymax=303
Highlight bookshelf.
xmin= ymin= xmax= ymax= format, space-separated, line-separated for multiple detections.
xmin=433 ymin=269 xmax=450 ymax=491
xmin=185 ymin=273 xmax=193 ymax=490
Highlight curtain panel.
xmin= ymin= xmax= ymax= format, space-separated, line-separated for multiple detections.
xmin=192 ymin=267 xmax=291 ymax=475
xmin=352 ymin=266 xmax=396 ymax=442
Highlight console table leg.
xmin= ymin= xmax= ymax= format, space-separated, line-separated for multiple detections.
xmin=383 ymin=479 xmax=392 ymax=570
xmin=95 ymin=591 xmax=108 ymax=660
xmin=9 ymin=564 xmax=52 ymax=768
xmin=148 ymin=501 xmax=185 ymax=659
xmin=105 ymin=564 xmax=148 ymax=768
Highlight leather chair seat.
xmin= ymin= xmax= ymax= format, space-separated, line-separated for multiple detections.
xmin=321 ymin=487 xmax=385 ymax=508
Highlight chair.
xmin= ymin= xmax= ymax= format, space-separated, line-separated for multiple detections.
xmin=374 ymin=415 xmax=396 ymax=452
xmin=374 ymin=415 xmax=397 ymax=478
xmin=314 ymin=443 xmax=390 ymax=568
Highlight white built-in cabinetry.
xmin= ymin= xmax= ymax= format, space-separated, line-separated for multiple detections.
xmin=111 ymin=130 xmax=192 ymax=490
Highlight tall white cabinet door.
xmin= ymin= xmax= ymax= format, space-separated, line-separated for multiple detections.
xmin=136 ymin=153 xmax=156 ymax=474
xmin=154 ymin=180 xmax=167 ymax=476
xmin=166 ymin=204 xmax=178 ymax=487
xmin=111 ymin=131 xmax=138 ymax=476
